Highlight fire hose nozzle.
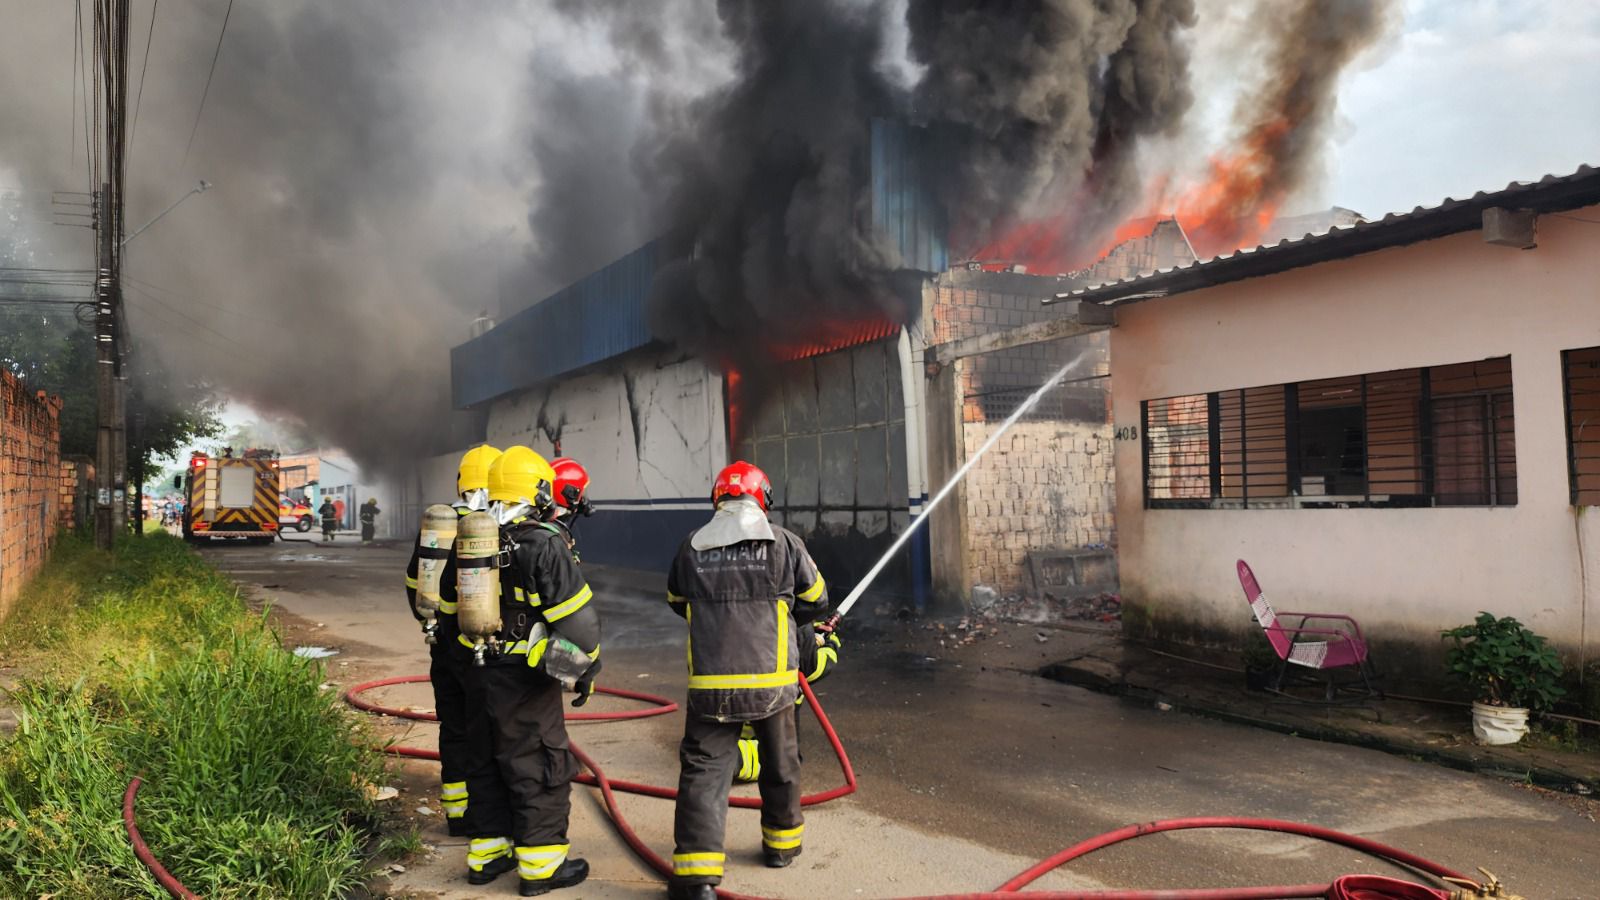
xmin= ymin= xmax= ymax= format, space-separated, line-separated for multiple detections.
xmin=1443 ymin=868 xmax=1524 ymax=900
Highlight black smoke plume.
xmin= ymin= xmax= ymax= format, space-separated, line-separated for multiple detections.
xmin=641 ymin=1 xmax=917 ymax=385
xmin=907 ymin=0 xmax=1197 ymax=263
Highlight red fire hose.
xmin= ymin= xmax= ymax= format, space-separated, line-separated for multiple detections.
xmin=125 ymin=673 xmax=1474 ymax=899
xmin=123 ymin=777 xmax=201 ymax=900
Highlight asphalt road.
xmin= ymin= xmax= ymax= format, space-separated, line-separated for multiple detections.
xmin=202 ymin=538 xmax=1598 ymax=900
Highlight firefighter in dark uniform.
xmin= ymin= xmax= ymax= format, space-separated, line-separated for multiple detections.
xmin=403 ymin=445 xmax=501 ymax=838
xmin=734 ymin=618 xmax=841 ymax=783
xmin=319 ymin=497 xmax=338 ymax=541
xmin=665 ymin=461 xmax=829 ymax=900
xmin=360 ymin=497 xmax=381 ymax=542
xmin=470 ymin=446 xmax=601 ymax=895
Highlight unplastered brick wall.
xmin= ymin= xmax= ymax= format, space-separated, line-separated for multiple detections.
xmin=0 ymin=371 xmax=64 ymax=621
xmin=962 ymin=420 xmax=1114 ymax=594
xmin=927 ymin=271 xmax=1110 ymax=425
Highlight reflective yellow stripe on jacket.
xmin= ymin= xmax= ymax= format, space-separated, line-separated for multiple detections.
xmin=687 ymin=669 xmax=798 ymax=690
xmin=797 ymin=574 xmax=826 ymax=603
xmin=686 ymin=598 xmax=798 ymax=692
xmin=542 ymin=584 xmax=592 ymax=622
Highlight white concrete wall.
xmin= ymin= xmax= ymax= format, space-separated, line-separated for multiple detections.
xmin=485 ymin=348 xmax=727 ymax=504
xmin=1110 ymin=208 xmax=1600 ymax=662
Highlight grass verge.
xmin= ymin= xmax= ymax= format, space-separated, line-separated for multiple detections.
xmin=0 ymin=533 xmax=385 ymax=898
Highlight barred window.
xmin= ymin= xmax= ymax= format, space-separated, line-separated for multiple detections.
xmin=1142 ymin=357 xmax=1515 ymax=509
xmin=1565 ymin=347 xmax=1600 ymax=505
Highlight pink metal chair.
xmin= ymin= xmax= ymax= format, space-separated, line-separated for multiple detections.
xmin=1236 ymin=559 xmax=1382 ymax=701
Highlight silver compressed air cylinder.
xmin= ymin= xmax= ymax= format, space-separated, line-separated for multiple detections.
xmin=454 ymin=510 xmax=502 ymax=665
xmin=414 ymin=504 xmax=458 ymax=644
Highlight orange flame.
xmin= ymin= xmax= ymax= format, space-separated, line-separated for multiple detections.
xmin=966 ymin=115 xmax=1297 ymax=271
xmin=1172 ymin=116 xmax=1292 ymax=259
xmin=969 ymin=211 xmax=1166 ymax=275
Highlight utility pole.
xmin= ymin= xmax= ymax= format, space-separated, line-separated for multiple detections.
xmin=94 ymin=185 xmax=118 ymax=549
xmin=92 ymin=0 xmax=132 ymax=549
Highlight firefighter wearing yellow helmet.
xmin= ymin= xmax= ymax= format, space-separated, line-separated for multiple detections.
xmin=461 ymin=445 xmax=601 ymax=895
xmin=403 ymin=445 xmax=501 ymax=839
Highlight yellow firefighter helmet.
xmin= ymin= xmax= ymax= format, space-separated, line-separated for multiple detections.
xmin=457 ymin=445 xmax=503 ymax=495
xmin=488 ymin=446 xmax=557 ymax=510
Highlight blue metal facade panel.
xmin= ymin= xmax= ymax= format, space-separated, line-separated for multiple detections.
xmin=871 ymin=118 xmax=949 ymax=274
xmin=451 ymin=241 xmax=659 ymax=408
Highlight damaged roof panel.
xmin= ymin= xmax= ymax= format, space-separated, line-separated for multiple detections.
xmin=1046 ymin=164 xmax=1600 ymax=308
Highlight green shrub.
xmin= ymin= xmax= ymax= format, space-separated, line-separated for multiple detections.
xmin=1441 ymin=611 xmax=1565 ymax=712
xmin=0 ymin=533 xmax=383 ymax=898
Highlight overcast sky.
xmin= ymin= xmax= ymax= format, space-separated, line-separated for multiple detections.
xmin=1323 ymin=0 xmax=1600 ymax=217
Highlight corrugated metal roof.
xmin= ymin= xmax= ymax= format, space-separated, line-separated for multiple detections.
xmin=771 ymin=318 xmax=900 ymax=361
xmin=1047 ymin=164 xmax=1600 ymax=307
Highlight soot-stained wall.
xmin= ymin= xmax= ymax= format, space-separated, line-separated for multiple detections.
xmin=486 ymin=348 xmax=727 ymax=571
xmin=731 ymin=338 xmax=916 ymax=607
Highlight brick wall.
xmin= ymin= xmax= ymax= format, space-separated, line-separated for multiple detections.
xmin=961 ymin=420 xmax=1115 ymax=594
xmin=0 ymin=372 xmax=64 ymax=621
xmin=927 ymin=270 xmax=1111 ymax=426
xmin=59 ymin=457 xmax=90 ymax=532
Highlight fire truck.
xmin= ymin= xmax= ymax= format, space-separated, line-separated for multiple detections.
xmin=179 ymin=449 xmax=281 ymax=544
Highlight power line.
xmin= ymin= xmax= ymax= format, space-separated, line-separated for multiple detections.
xmin=123 ymin=280 xmax=251 ymax=348
xmin=127 ymin=0 xmax=158 ymax=176
xmin=122 ymin=272 xmax=284 ymax=326
xmin=180 ymin=0 xmax=233 ymax=172
xmin=76 ymin=0 xmax=93 ymax=188
xmin=71 ymin=1 xmax=80 ymax=177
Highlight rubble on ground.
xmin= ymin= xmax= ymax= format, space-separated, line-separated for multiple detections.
xmin=969 ymin=585 xmax=1121 ymax=626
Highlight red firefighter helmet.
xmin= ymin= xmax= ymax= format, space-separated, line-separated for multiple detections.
xmin=549 ymin=456 xmax=592 ymax=513
xmin=712 ymin=461 xmax=772 ymax=511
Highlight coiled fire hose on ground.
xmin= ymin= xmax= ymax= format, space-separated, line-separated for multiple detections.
xmin=123 ymin=672 xmax=1501 ymax=899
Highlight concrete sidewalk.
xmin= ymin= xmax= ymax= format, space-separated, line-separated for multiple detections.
xmin=1036 ymin=629 xmax=1600 ymax=797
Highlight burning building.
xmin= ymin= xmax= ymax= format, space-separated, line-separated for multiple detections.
xmin=445 ymin=119 xmax=1211 ymax=612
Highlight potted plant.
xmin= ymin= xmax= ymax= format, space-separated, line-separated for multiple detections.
xmin=1441 ymin=612 xmax=1565 ymax=745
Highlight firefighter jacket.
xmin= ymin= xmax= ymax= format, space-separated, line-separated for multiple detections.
xmin=482 ymin=519 xmax=601 ymax=667
xmin=361 ymin=502 xmax=381 ymax=525
xmin=404 ymin=504 xmax=473 ymax=645
xmin=666 ymin=522 xmax=829 ymax=723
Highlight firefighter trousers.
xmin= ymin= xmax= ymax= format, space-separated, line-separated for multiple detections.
xmin=671 ymin=707 xmax=804 ymax=887
xmin=478 ymin=665 xmax=581 ymax=853
xmin=430 ymin=639 xmax=497 ymax=837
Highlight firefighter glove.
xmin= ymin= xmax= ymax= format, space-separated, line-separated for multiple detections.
xmin=571 ymin=657 xmax=602 ymax=707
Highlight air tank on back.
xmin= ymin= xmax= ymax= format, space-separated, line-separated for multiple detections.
xmin=413 ymin=504 xmax=458 ymax=644
xmin=455 ymin=510 xmax=502 ymax=665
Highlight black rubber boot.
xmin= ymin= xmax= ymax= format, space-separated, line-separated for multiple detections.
xmin=667 ymin=882 xmax=718 ymax=900
xmin=763 ymin=845 xmax=801 ymax=868
xmin=466 ymin=853 xmax=516 ymax=885
xmin=520 ymin=858 xmax=589 ymax=896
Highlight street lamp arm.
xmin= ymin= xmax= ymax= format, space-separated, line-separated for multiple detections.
xmin=121 ymin=180 xmax=211 ymax=248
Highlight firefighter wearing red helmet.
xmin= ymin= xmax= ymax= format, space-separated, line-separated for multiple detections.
xmin=548 ymin=457 xmax=594 ymax=556
xmin=664 ymin=461 xmax=829 ymax=900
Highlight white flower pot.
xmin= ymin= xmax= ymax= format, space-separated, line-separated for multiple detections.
xmin=1471 ymin=702 xmax=1529 ymax=745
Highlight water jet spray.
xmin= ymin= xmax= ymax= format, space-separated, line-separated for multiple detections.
xmin=834 ymin=348 xmax=1091 ymax=620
